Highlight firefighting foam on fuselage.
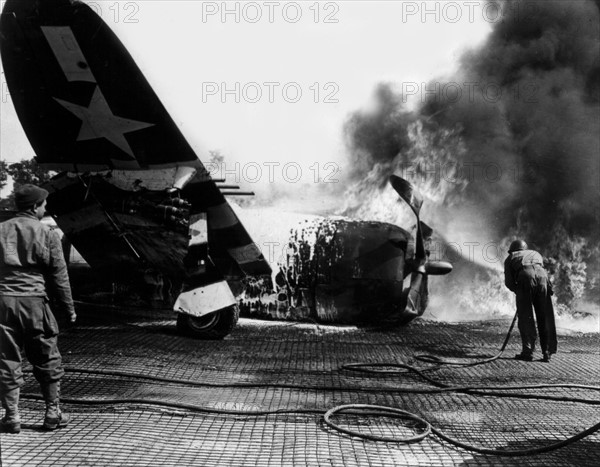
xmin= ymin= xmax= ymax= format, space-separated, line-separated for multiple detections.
xmin=0 ymin=0 xmax=451 ymax=338
xmin=236 ymin=175 xmax=452 ymax=325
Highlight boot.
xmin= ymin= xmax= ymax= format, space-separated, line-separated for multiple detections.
xmin=1 ymin=387 xmax=21 ymax=434
xmin=542 ymin=352 xmax=551 ymax=362
xmin=514 ymin=351 xmax=533 ymax=362
xmin=41 ymin=381 xmax=70 ymax=430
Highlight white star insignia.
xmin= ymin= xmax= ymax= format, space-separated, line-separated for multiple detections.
xmin=54 ymin=87 xmax=155 ymax=158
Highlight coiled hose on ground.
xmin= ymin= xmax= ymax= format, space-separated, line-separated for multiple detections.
xmin=329 ymin=311 xmax=600 ymax=456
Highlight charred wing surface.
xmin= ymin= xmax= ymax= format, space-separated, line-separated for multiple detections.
xmin=241 ymin=218 xmax=425 ymax=325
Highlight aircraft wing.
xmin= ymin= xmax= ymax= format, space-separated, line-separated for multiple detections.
xmin=0 ymin=0 xmax=201 ymax=171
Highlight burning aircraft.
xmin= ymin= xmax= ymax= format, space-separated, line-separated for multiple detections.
xmin=0 ymin=0 xmax=451 ymax=338
xmin=238 ymin=176 xmax=452 ymax=326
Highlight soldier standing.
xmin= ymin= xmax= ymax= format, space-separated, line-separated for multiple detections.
xmin=504 ymin=239 xmax=557 ymax=362
xmin=0 ymin=184 xmax=76 ymax=433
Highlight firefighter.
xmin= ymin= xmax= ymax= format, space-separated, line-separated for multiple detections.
xmin=504 ymin=239 xmax=557 ymax=362
xmin=0 ymin=184 xmax=77 ymax=433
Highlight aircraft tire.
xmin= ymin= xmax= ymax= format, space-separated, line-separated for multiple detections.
xmin=177 ymin=305 xmax=239 ymax=340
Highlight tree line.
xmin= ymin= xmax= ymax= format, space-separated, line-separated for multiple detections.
xmin=0 ymin=159 xmax=54 ymax=210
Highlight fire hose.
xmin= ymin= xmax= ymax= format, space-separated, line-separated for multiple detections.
xmin=323 ymin=404 xmax=600 ymax=456
xmin=343 ymin=309 xmax=520 ymax=376
xmin=328 ymin=311 xmax=600 ymax=456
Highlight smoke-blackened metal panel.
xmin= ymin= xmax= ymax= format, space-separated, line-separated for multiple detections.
xmin=313 ymin=220 xmax=408 ymax=323
xmin=45 ymin=176 xmax=140 ymax=282
xmin=110 ymin=214 xmax=189 ymax=279
xmin=44 ymin=173 xmax=189 ymax=285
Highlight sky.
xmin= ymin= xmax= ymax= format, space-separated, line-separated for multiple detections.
xmin=0 ymin=0 xmax=493 ymax=194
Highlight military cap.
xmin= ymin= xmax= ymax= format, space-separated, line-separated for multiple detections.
xmin=15 ymin=184 xmax=49 ymax=210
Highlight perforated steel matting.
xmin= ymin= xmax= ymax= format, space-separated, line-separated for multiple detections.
xmin=1 ymin=309 xmax=599 ymax=466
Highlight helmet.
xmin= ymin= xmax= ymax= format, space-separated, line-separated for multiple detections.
xmin=508 ymin=239 xmax=528 ymax=253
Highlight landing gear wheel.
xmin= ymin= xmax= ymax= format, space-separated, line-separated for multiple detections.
xmin=177 ymin=305 xmax=239 ymax=340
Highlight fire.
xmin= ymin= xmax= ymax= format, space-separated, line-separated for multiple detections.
xmin=337 ymin=0 xmax=600 ymax=326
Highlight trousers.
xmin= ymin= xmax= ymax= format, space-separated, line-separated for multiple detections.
xmin=0 ymin=296 xmax=64 ymax=393
xmin=515 ymin=265 xmax=557 ymax=355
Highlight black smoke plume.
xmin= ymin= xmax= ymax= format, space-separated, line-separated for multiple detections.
xmin=341 ymin=0 xmax=600 ymax=312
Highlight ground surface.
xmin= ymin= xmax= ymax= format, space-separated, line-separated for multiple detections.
xmin=0 ymin=307 xmax=599 ymax=467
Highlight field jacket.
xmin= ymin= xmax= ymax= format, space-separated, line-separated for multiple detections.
xmin=503 ymin=249 xmax=546 ymax=293
xmin=0 ymin=212 xmax=74 ymax=315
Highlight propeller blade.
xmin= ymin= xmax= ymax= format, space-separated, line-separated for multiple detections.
xmin=419 ymin=221 xmax=433 ymax=240
xmin=389 ymin=175 xmax=423 ymax=218
xmin=390 ymin=175 xmax=426 ymax=261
